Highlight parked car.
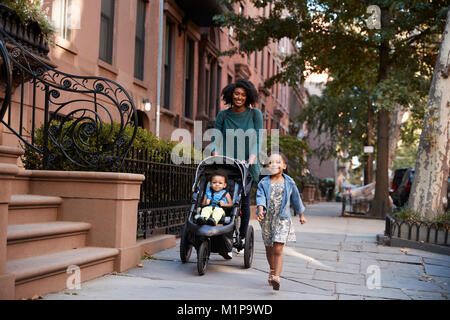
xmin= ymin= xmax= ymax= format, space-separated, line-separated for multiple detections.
xmin=390 ymin=167 xmax=450 ymax=210
xmin=390 ymin=167 xmax=414 ymax=208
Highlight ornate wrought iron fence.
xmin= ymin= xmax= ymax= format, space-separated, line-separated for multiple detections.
xmin=0 ymin=28 xmax=137 ymax=170
xmin=385 ymin=214 xmax=449 ymax=246
xmin=120 ymin=147 xmax=197 ymax=238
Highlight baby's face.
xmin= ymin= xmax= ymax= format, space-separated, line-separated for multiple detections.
xmin=210 ymin=175 xmax=227 ymax=192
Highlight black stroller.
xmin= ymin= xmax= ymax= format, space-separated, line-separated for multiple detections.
xmin=179 ymin=156 xmax=255 ymax=275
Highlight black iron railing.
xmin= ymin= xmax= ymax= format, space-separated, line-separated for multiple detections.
xmin=385 ymin=214 xmax=449 ymax=246
xmin=0 ymin=27 xmax=137 ymax=170
xmin=121 ymin=148 xmax=197 ymax=238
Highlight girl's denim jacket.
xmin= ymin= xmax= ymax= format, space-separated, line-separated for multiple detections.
xmin=256 ymin=174 xmax=305 ymax=218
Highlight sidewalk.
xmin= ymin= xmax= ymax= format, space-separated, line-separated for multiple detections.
xmin=44 ymin=202 xmax=450 ymax=300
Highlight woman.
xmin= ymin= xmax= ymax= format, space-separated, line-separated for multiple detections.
xmin=211 ymin=78 xmax=263 ymax=252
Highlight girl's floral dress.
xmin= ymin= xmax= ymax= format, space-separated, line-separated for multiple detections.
xmin=260 ymin=182 xmax=296 ymax=247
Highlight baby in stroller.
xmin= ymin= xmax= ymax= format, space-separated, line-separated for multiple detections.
xmin=194 ymin=171 xmax=233 ymax=226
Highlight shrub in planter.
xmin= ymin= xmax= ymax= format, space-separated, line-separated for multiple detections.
xmin=389 ymin=208 xmax=450 ymax=246
xmin=22 ymin=120 xmax=200 ymax=171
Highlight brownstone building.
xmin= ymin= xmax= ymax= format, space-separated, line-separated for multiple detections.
xmin=0 ymin=0 xmax=302 ymax=148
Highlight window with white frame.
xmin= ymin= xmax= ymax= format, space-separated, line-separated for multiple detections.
xmin=52 ymin=0 xmax=72 ymax=40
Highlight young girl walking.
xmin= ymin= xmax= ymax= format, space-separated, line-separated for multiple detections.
xmin=256 ymin=152 xmax=307 ymax=290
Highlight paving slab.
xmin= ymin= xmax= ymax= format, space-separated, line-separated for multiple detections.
xmin=337 ymin=294 xmax=389 ymax=300
xmin=42 ymin=202 xmax=450 ymax=300
xmin=402 ymin=290 xmax=448 ymax=300
xmin=313 ymin=270 xmax=366 ymax=286
xmin=423 ymin=257 xmax=450 ymax=267
xmin=307 ymin=260 xmax=361 ymax=274
xmin=423 ymin=264 xmax=450 ymax=278
xmin=336 ymin=283 xmax=411 ymax=300
xmin=365 ymin=252 xmax=423 ymax=264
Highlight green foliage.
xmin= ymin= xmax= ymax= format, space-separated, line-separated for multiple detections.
xmin=2 ymin=0 xmax=55 ymax=42
xmin=392 ymin=139 xmax=419 ymax=171
xmin=391 ymin=207 xmax=422 ymax=221
xmin=21 ymin=121 xmax=198 ymax=171
xmin=392 ymin=207 xmax=450 ymax=223
xmin=216 ymin=0 xmax=447 ymax=164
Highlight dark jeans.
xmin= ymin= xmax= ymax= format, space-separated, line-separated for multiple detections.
xmin=239 ymin=179 xmax=253 ymax=239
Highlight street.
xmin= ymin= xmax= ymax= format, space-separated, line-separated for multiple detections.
xmin=44 ymin=202 xmax=450 ymax=300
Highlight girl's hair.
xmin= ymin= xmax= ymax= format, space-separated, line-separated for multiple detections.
xmin=221 ymin=78 xmax=259 ymax=107
xmin=269 ymin=151 xmax=288 ymax=164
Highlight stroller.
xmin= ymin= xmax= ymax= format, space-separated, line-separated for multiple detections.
xmin=179 ymin=155 xmax=255 ymax=275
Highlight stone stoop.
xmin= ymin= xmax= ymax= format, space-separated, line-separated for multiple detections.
xmin=7 ymin=247 xmax=119 ymax=299
xmin=6 ymin=194 xmax=119 ymax=299
xmin=7 ymin=221 xmax=91 ymax=260
xmin=8 ymin=195 xmax=62 ymax=225
xmin=0 ymin=145 xmax=145 ymax=299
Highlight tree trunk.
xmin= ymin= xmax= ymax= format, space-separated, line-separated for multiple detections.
xmin=388 ymin=103 xmax=406 ymax=172
xmin=369 ymin=108 xmax=391 ymax=217
xmin=408 ymin=9 xmax=450 ymax=218
xmin=368 ymin=7 xmax=392 ymax=218
xmin=364 ymin=99 xmax=374 ymax=185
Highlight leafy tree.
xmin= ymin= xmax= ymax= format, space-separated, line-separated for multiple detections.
xmin=216 ymin=0 xmax=448 ymax=217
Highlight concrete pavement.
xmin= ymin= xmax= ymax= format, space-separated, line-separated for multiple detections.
xmin=44 ymin=202 xmax=450 ymax=300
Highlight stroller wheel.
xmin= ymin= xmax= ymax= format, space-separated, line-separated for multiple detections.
xmin=197 ymin=240 xmax=209 ymax=276
xmin=244 ymin=225 xmax=254 ymax=269
xmin=180 ymin=224 xmax=193 ymax=263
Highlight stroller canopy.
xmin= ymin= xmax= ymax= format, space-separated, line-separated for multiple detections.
xmin=192 ymin=156 xmax=250 ymax=195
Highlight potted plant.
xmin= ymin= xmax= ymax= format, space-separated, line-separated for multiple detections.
xmin=301 ymin=173 xmax=318 ymax=202
xmin=0 ymin=0 xmax=54 ymax=56
xmin=0 ymin=1 xmax=55 ymax=89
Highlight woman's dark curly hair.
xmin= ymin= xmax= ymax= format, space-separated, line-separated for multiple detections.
xmin=221 ymin=78 xmax=259 ymax=107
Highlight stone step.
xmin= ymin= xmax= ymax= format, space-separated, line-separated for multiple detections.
xmin=6 ymin=247 xmax=119 ymax=299
xmin=7 ymin=221 xmax=91 ymax=260
xmin=8 ymin=194 xmax=62 ymax=225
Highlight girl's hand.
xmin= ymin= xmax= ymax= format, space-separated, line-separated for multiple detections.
xmin=219 ymin=200 xmax=226 ymax=207
xmin=256 ymin=206 xmax=265 ymax=222
xmin=299 ymin=214 xmax=307 ymax=225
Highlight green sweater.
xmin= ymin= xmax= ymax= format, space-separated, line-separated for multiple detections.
xmin=212 ymin=107 xmax=263 ymax=181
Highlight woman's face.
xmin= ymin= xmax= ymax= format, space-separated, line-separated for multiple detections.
xmin=232 ymin=87 xmax=247 ymax=108
xmin=268 ymin=154 xmax=287 ymax=176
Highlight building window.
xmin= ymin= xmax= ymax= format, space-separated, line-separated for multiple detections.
xmin=99 ymin=0 xmax=115 ymax=64
xmin=216 ymin=66 xmax=222 ymax=116
xmin=272 ymin=59 xmax=276 ymax=95
xmin=261 ymin=48 xmax=264 ymax=77
xmin=163 ymin=20 xmax=174 ymax=110
xmin=184 ymin=38 xmax=195 ymax=119
xmin=254 ymin=51 xmax=258 ymax=71
xmin=267 ymin=52 xmax=271 ymax=79
xmin=134 ymin=0 xmax=146 ymax=80
xmin=276 ymin=66 xmax=280 ymax=99
xmin=52 ymin=0 xmax=72 ymax=40
xmin=228 ymin=74 xmax=233 ymax=85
